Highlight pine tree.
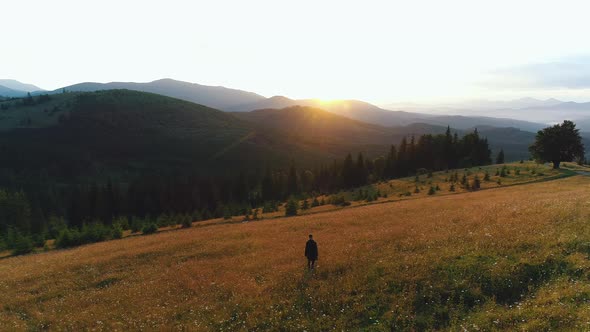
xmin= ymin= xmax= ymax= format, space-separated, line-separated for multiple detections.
xmin=450 ymin=183 xmax=455 ymax=192
xmin=461 ymin=173 xmax=467 ymax=185
xmin=496 ymin=149 xmax=505 ymax=164
xmin=500 ymin=167 xmax=507 ymax=177
xmin=428 ymin=186 xmax=436 ymax=195
xmin=484 ymin=170 xmax=490 ymax=181
xmin=285 ymin=198 xmax=298 ymax=216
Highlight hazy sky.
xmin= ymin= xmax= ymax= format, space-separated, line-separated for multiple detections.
xmin=3 ymin=0 xmax=590 ymax=103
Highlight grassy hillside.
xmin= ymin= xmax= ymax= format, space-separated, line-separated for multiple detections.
xmin=1 ymin=163 xmax=588 ymax=330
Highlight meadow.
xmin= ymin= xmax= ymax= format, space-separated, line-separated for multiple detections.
xmin=1 ymin=164 xmax=590 ymax=330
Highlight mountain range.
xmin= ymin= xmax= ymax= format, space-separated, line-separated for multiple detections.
xmin=3 ymin=77 xmax=590 ymax=144
xmin=48 ymin=79 xmax=548 ymax=132
xmin=56 ymin=79 xmax=265 ymax=111
xmin=0 ymin=79 xmax=44 ymax=97
xmin=0 ymin=87 xmax=548 ymax=182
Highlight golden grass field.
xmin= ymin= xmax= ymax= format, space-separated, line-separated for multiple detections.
xmin=2 ymin=165 xmax=590 ymax=330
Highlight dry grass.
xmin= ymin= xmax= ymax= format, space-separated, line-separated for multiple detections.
xmin=2 ymin=174 xmax=590 ymax=330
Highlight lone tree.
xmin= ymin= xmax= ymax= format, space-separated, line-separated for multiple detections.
xmin=529 ymin=120 xmax=584 ymax=169
xmin=496 ymin=149 xmax=505 ymax=164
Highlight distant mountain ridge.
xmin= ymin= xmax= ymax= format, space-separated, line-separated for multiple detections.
xmin=0 ymin=85 xmax=27 ymax=98
xmin=0 ymin=79 xmax=43 ymax=93
xmin=58 ymin=79 xmax=266 ymax=111
xmin=229 ymin=95 xmax=546 ymax=132
xmin=2 ymin=77 xmax=572 ymax=131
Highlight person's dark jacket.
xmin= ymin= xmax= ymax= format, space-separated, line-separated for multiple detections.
xmin=305 ymin=239 xmax=318 ymax=260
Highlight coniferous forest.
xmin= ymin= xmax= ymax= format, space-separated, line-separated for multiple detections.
xmin=0 ymin=126 xmax=490 ymax=252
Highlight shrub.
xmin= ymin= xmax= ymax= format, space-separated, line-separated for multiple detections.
xmin=112 ymin=216 xmax=130 ymax=230
xmin=301 ymin=199 xmax=310 ymax=210
xmin=32 ymin=233 xmax=47 ymax=247
xmin=311 ymin=197 xmax=320 ymax=207
xmin=11 ymin=234 xmax=33 ymax=255
xmin=181 ymin=215 xmax=192 ymax=228
xmin=500 ymin=167 xmax=507 ymax=177
xmin=428 ymin=186 xmax=436 ymax=195
xmin=142 ymin=223 xmax=158 ymax=235
xmin=330 ymin=195 xmax=350 ymax=207
xmin=48 ymin=216 xmax=67 ymax=239
xmin=56 ymin=228 xmax=82 ymax=248
xmin=130 ymin=217 xmax=144 ymax=233
xmin=285 ymin=197 xmax=299 ymax=216
xmin=112 ymin=224 xmax=123 ymax=239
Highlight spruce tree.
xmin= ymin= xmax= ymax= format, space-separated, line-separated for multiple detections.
xmin=450 ymin=183 xmax=455 ymax=192
xmin=496 ymin=149 xmax=505 ymax=164
xmin=428 ymin=186 xmax=436 ymax=195
xmin=285 ymin=198 xmax=298 ymax=216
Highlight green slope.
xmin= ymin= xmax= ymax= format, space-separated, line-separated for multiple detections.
xmin=0 ymin=90 xmax=331 ymax=180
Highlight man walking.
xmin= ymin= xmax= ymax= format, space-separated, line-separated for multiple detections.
xmin=305 ymin=234 xmax=318 ymax=270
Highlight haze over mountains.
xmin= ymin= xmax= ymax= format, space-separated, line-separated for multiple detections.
xmin=385 ymin=97 xmax=590 ymax=130
xmin=44 ymin=78 xmax=554 ymax=131
xmin=56 ymin=79 xmax=265 ymax=111
xmin=3 ymin=77 xmax=590 ymax=133
xmin=0 ymin=79 xmax=45 ymax=97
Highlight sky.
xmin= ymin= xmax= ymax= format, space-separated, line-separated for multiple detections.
xmin=3 ymin=0 xmax=590 ymax=104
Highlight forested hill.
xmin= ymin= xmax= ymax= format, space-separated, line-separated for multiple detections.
xmin=0 ymin=90 xmax=337 ymax=181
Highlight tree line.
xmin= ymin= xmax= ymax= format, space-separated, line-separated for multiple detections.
xmin=0 ymin=128 xmax=491 ymax=254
